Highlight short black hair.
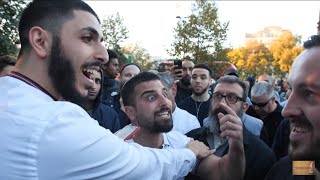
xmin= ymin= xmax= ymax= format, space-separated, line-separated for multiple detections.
xmin=303 ymin=35 xmax=320 ymax=49
xmin=193 ymin=63 xmax=212 ymax=76
xmin=18 ymin=0 xmax=100 ymax=56
xmin=122 ymin=72 xmax=160 ymax=106
xmin=0 ymin=55 xmax=16 ymax=72
xmin=107 ymin=49 xmax=119 ymax=64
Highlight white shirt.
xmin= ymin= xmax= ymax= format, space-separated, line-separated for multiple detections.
xmin=128 ymin=130 xmax=192 ymax=180
xmin=0 ymin=76 xmax=196 ymax=180
xmin=128 ymin=130 xmax=191 ymax=149
xmin=172 ymin=106 xmax=201 ymax=134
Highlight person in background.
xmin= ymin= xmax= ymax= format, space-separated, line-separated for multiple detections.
xmin=171 ymin=59 xmax=195 ymax=104
xmin=258 ymin=74 xmax=281 ymax=103
xmin=178 ymin=64 xmax=212 ymax=126
xmin=117 ymin=63 xmax=142 ymax=128
xmin=247 ymin=81 xmax=284 ymax=147
xmin=0 ymin=1 xmax=213 ymax=179
xmin=101 ymin=49 xmax=120 ymax=109
xmin=0 ymin=55 xmax=16 ymax=77
xmin=85 ymin=69 xmax=120 ymax=133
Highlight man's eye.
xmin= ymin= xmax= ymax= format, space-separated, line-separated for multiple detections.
xmin=147 ymin=95 xmax=155 ymax=101
xmin=304 ymin=89 xmax=315 ymax=98
xmin=82 ymin=36 xmax=93 ymax=42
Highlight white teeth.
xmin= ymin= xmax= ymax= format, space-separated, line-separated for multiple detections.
xmin=292 ymin=126 xmax=308 ymax=133
xmin=157 ymin=112 xmax=169 ymax=117
xmin=83 ymin=68 xmax=99 ymax=75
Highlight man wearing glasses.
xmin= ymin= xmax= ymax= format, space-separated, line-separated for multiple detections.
xmin=247 ymin=81 xmax=284 ymax=147
xmin=186 ymin=75 xmax=276 ymax=180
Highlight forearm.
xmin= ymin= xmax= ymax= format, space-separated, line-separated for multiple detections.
xmin=220 ymin=143 xmax=245 ymax=180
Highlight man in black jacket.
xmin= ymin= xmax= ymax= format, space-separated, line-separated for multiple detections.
xmin=186 ymin=75 xmax=276 ymax=180
xmin=85 ymin=69 xmax=120 ymax=133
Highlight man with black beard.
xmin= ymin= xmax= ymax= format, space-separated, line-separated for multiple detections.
xmin=122 ymin=72 xmax=246 ymax=180
xmin=178 ymin=64 xmax=212 ymax=126
xmin=265 ymin=35 xmax=320 ymax=179
xmin=49 ymin=35 xmax=93 ymax=109
xmin=186 ymin=75 xmax=276 ymax=180
xmin=172 ymin=59 xmax=195 ymax=105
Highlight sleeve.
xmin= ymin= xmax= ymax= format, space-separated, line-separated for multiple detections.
xmin=37 ymin=106 xmax=196 ymax=180
xmin=189 ymin=114 xmax=201 ymax=130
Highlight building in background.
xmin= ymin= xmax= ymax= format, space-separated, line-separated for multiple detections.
xmin=245 ymin=26 xmax=291 ymax=48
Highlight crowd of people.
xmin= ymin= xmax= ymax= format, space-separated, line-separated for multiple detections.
xmin=0 ymin=0 xmax=320 ymax=179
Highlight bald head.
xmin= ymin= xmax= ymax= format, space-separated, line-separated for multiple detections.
xmin=251 ymin=81 xmax=274 ymax=99
xmin=258 ymin=74 xmax=274 ymax=87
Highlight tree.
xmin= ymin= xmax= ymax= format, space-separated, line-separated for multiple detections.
xmin=101 ymin=12 xmax=129 ymax=52
xmin=228 ymin=42 xmax=273 ymax=78
xmin=170 ymin=0 xmax=229 ymax=65
xmin=270 ymin=32 xmax=303 ymax=77
xmin=0 ymin=0 xmax=27 ymax=56
xmin=122 ymin=43 xmax=152 ymax=71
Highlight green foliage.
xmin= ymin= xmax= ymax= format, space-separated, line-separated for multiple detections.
xmin=170 ymin=0 xmax=229 ymax=65
xmin=101 ymin=12 xmax=129 ymax=53
xmin=123 ymin=43 xmax=152 ymax=71
xmin=0 ymin=0 xmax=26 ymax=56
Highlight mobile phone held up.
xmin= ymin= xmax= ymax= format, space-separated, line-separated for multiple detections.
xmin=174 ymin=60 xmax=182 ymax=70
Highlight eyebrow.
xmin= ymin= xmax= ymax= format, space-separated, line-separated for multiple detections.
xmin=81 ymin=27 xmax=104 ymax=42
xmin=140 ymin=90 xmax=156 ymax=98
xmin=298 ymin=83 xmax=320 ymax=91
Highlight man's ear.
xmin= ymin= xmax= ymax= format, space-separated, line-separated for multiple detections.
xmin=124 ymin=106 xmax=136 ymax=124
xmin=172 ymin=83 xmax=177 ymax=97
xmin=29 ymin=27 xmax=50 ymax=59
xmin=243 ymin=102 xmax=249 ymax=112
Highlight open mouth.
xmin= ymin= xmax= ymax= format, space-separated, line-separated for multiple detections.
xmin=156 ymin=110 xmax=171 ymax=118
xmin=291 ymin=125 xmax=309 ymax=134
xmin=82 ymin=67 xmax=99 ymax=80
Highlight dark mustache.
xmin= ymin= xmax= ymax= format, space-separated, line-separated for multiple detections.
xmin=289 ymin=117 xmax=312 ymax=128
xmin=213 ymin=107 xmax=228 ymax=116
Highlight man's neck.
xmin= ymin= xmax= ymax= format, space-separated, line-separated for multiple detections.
xmin=14 ymin=57 xmax=62 ymax=100
xmin=133 ymin=129 xmax=164 ymax=149
xmin=191 ymin=92 xmax=210 ymax=102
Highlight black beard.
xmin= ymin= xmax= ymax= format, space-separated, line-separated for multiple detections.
xmin=192 ymin=86 xmax=208 ymax=96
xmin=137 ymin=108 xmax=173 ymax=133
xmin=48 ymin=35 xmax=88 ymax=109
xmin=208 ymin=106 xmax=244 ymax=134
xmin=180 ymin=75 xmax=191 ymax=87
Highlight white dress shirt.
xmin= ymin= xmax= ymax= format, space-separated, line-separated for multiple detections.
xmin=0 ymin=76 xmax=196 ymax=180
xmin=128 ymin=130 xmax=193 ymax=180
xmin=172 ymin=105 xmax=201 ymax=134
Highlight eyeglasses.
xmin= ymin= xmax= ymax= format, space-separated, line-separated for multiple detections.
xmin=251 ymin=98 xmax=272 ymax=107
xmin=212 ymin=93 xmax=244 ymax=104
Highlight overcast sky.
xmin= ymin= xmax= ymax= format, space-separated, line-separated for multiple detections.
xmin=86 ymin=1 xmax=320 ymax=59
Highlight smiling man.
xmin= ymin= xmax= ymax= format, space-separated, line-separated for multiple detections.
xmin=265 ymin=35 xmax=320 ymax=179
xmin=0 ymin=1 xmax=213 ymax=179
